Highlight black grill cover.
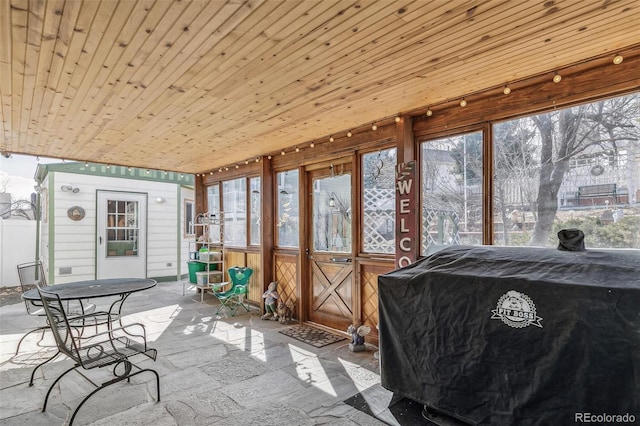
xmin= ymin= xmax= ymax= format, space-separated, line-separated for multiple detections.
xmin=378 ymin=245 xmax=640 ymax=425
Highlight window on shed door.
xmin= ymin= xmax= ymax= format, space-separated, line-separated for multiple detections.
xmin=106 ymin=200 xmax=139 ymax=257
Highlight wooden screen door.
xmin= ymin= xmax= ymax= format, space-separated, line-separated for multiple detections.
xmin=306 ymin=162 xmax=354 ymax=331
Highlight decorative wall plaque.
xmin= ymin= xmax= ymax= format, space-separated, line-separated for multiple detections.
xmin=67 ymin=206 xmax=85 ymax=221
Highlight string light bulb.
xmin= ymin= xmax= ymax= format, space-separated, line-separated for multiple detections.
xmin=281 ymin=150 xmax=285 ymax=155
xmin=268 ymin=155 xmax=272 ymax=159
xmin=329 ymin=136 xmax=334 ymax=142
xmin=426 ymin=109 xmax=433 ymax=117
xmin=256 ymin=157 xmax=260 ymax=162
xmin=210 ymin=171 xmax=214 ymax=175
xmin=295 ymin=147 xmax=300 ymax=152
xmin=235 ymin=164 xmax=239 ymax=169
xmin=613 ymin=54 xmax=623 ymax=65
xmin=460 ymin=99 xmax=467 ymax=107
xmin=371 ymin=123 xmax=377 ymax=131
xmin=245 ymin=160 xmax=249 ymax=164
xmin=310 ymin=142 xmax=315 ymax=148
xmin=347 ymin=131 xmax=352 ymax=137
xmin=503 ymin=86 xmax=511 ymax=95
xmin=553 ymin=72 xmax=562 ymax=83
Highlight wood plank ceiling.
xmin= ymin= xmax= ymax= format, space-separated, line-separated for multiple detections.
xmin=1 ymin=0 xmax=638 ymax=174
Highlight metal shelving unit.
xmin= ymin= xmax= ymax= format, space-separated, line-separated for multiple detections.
xmin=185 ymin=213 xmax=225 ymax=301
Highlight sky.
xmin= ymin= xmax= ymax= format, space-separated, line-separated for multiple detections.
xmin=0 ymin=154 xmax=60 ymax=200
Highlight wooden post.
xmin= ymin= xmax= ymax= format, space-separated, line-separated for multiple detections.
xmin=395 ymin=116 xmax=419 ymax=268
xmin=260 ymin=156 xmax=275 ymax=294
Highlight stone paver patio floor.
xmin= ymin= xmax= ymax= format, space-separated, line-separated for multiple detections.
xmin=0 ymin=280 xmax=405 ymax=426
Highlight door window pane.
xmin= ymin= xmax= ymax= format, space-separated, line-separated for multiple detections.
xmin=493 ymin=93 xmax=639 ymax=248
xmin=313 ymin=173 xmax=351 ymax=253
xmin=277 ymin=170 xmax=299 ymax=247
xmin=362 ymin=148 xmax=396 ymax=253
xmin=421 ymin=132 xmax=483 ymax=255
xmin=106 ymin=200 xmax=139 ymax=257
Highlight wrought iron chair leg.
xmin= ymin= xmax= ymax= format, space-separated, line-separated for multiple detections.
xmin=67 ymin=367 xmax=161 ymax=426
xmin=42 ymin=364 xmax=77 ymax=410
xmin=15 ymin=326 xmax=49 ymax=355
xmin=29 ymin=349 xmax=60 ymax=387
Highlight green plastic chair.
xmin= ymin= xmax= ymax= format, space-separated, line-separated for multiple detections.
xmin=212 ymin=267 xmax=252 ymax=316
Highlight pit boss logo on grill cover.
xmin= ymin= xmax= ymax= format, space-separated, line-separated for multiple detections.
xmin=491 ymin=290 xmax=543 ymax=328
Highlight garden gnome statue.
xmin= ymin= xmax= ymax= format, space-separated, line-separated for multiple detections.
xmin=347 ymin=324 xmax=371 ymax=352
xmin=262 ymin=281 xmax=279 ymax=320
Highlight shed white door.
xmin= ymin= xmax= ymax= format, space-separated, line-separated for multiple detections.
xmin=97 ymin=191 xmax=147 ymax=279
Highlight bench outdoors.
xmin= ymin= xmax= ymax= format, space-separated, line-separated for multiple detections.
xmin=576 ymin=183 xmax=617 ymax=205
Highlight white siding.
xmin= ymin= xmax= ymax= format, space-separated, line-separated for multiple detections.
xmin=48 ymin=171 xmax=192 ymax=284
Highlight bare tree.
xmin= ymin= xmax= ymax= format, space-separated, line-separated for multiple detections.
xmin=10 ymin=199 xmax=36 ymax=219
xmin=492 ymin=120 xmax=539 ymax=244
xmin=529 ymin=94 xmax=639 ymax=245
xmin=0 ymin=175 xmax=37 ymax=219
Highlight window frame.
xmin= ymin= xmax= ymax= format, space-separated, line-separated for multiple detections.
xmin=206 ymin=176 xmax=261 ymax=248
xmin=275 ymin=168 xmax=300 ymax=249
xmin=184 ymin=199 xmax=195 ymax=238
xmin=360 ymin=146 xmax=398 ymax=255
xmin=418 ymin=129 xmax=486 ymax=255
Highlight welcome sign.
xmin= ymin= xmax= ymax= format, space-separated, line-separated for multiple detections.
xmin=395 ymin=161 xmax=417 ymax=268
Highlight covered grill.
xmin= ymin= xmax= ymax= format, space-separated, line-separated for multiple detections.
xmin=378 ymin=245 xmax=640 ymax=425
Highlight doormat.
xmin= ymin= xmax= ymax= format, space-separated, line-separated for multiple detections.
xmin=279 ymin=325 xmax=347 ymax=348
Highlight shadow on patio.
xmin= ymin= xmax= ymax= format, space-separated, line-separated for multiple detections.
xmin=0 ymin=280 xmax=417 ymax=425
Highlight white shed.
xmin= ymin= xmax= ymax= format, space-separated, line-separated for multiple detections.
xmin=34 ymin=162 xmax=194 ymax=284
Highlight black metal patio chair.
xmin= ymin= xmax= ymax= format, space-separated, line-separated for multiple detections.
xmin=15 ymin=261 xmax=97 ymax=355
xmin=37 ymin=287 xmax=160 ymax=425
xmin=15 ymin=261 xmax=51 ymax=355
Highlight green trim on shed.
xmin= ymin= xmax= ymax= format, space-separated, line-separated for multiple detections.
xmin=35 ymin=162 xmax=194 ymax=186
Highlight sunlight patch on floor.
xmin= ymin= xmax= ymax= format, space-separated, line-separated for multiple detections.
xmin=292 ymin=348 xmax=335 ymax=395
xmin=338 ymin=357 xmax=381 ymax=392
xmin=121 ymin=304 xmax=179 ymax=340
